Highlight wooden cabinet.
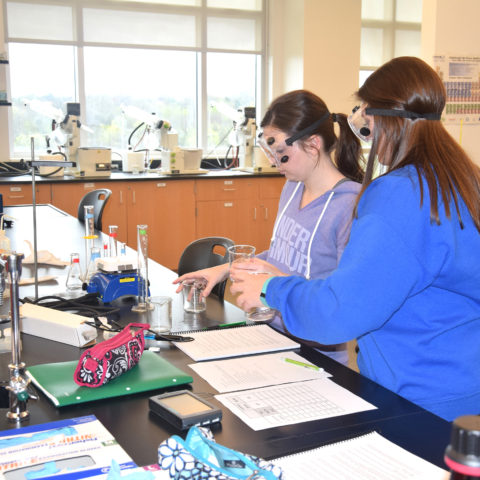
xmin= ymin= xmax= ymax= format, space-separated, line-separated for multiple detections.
xmin=125 ymin=180 xmax=196 ymax=270
xmin=51 ymin=179 xmax=195 ymax=270
xmin=0 ymin=183 xmax=51 ymax=205
xmin=195 ymin=176 xmax=285 ymax=253
xmin=18 ymin=174 xmax=283 ymax=270
xmin=51 ymin=181 xmax=128 ymax=243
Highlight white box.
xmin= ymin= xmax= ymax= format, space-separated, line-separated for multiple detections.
xmin=20 ymin=303 xmax=98 ymax=347
xmin=38 ymin=154 xmax=65 ymax=177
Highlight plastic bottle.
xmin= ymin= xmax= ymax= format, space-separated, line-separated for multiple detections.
xmin=445 ymin=415 xmax=480 ymax=479
xmin=66 ymin=253 xmax=83 ymax=291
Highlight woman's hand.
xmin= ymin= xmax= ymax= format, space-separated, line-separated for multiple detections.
xmin=173 ymin=263 xmax=229 ymax=298
xmin=230 ymin=260 xmax=282 ymax=311
xmin=230 ymin=257 xmax=284 ymax=276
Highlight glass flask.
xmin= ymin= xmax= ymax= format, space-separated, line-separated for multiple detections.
xmin=66 ymin=253 xmax=83 ymax=291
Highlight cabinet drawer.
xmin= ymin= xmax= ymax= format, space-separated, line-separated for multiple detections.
xmin=256 ymin=176 xmax=285 ymax=199
xmin=0 ymin=184 xmax=51 ymax=205
xmin=195 ymin=178 xmax=257 ymax=201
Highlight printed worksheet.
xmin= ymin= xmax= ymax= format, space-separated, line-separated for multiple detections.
xmin=272 ymin=431 xmax=448 ymax=480
xmin=189 ymin=351 xmax=331 ymax=393
xmin=215 ymin=378 xmax=377 ymax=431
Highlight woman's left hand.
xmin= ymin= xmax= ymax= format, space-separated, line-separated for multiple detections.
xmin=230 ymin=264 xmax=275 ymax=311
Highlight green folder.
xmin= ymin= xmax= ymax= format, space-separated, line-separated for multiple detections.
xmin=26 ymin=351 xmax=193 ymax=407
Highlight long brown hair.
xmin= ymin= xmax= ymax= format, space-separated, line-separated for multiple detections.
xmin=261 ymin=90 xmax=364 ymax=182
xmin=357 ymin=56 xmax=480 ymax=231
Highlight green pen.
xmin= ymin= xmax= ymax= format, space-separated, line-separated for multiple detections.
xmin=218 ymin=321 xmax=247 ymax=328
xmin=284 ymin=357 xmax=322 ymax=371
xmin=202 ymin=321 xmax=247 ymax=331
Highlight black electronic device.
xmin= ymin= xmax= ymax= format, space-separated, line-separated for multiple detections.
xmin=149 ymin=390 xmax=222 ymax=431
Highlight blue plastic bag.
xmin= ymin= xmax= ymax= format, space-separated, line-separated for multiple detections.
xmin=157 ymin=426 xmax=283 ymax=479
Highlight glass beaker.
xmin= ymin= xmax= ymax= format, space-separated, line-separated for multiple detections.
xmin=66 ymin=253 xmax=83 ymax=291
xmin=228 ymin=244 xmax=276 ymax=322
xmin=131 ymin=224 xmax=153 ymax=312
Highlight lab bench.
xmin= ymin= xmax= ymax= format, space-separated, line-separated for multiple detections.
xmin=0 ymin=170 xmax=285 ymax=270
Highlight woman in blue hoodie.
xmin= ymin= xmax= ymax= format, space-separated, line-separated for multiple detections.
xmin=175 ymin=90 xmax=365 ymax=364
xmin=230 ymin=56 xmax=480 ymax=421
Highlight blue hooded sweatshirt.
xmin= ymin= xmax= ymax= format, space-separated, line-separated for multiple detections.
xmin=264 ymin=165 xmax=480 ymax=421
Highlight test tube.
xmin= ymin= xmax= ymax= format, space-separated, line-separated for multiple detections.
xmin=108 ymin=225 xmax=119 ymax=257
xmin=131 ymin=224 xmax=153 ymax=312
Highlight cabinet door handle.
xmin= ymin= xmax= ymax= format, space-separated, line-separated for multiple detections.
xmin=264 ymin=207 xmax=268 ymax=220
xmin=223 ymin=188 xmax=236 ymax=192
xmin=132 ymin=191 xmax=136 ymax=204
xmin=224 ymin=202 xmax=233 ymax=208
xmin=119 ymin=191 xmax=123 ymax=204
xmin=253 ymin=207 xmax=257 ymax=220
xmin=9 ymin=195 xmax=25 ymax=199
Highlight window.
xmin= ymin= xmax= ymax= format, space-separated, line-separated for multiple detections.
xmin=3 ymin=0 xmax=266 ymax=160
xmin=360 ymin=0 xmax=422 ymax=86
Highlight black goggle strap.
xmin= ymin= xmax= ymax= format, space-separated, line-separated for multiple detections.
xmin=285 ymin=110 xmax=331 ymax=146
xmin=365 ymin=108 xmax=441 ymax=121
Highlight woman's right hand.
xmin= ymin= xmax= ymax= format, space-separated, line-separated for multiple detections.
xmin=173 ymin=263 xmax=230 ymax=298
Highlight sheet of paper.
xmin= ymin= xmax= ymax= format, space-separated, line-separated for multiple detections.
xmin=215 ymin=378 xmax=377 ymax=431
xmin=173 ymin=324 xmax=300 ymax=361
xmin=189 ymin=351 xmax=331 ymax=393
xmin=272 ymin=431 xmax=449 ymax=480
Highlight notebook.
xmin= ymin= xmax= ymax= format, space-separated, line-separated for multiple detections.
xmin=272 ymin=431 xmax=448 ymax=479
xmin=26 ymin=351 xmax=193 ymax=407
xmin=172 ymin=323 xmax=300 ymax=361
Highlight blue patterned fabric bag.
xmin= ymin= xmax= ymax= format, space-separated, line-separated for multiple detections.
xmin=157 ymin=426 xmax=283 ymax=480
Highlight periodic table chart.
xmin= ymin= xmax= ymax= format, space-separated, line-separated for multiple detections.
xmin=434 ymin=54 xmax=480 ymax=125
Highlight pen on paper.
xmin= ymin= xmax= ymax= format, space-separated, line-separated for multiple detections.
xmin=284 ymin=357 xmax=322 ymax=371
xmin=202 ymin=321 xmax=247 ymax=331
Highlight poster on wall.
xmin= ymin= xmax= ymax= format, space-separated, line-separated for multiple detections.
xmin=433 ymin=55 xmax=480 ymax=125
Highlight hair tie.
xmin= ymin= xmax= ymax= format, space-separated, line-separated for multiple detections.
xmin=331 ymin=113 xmax=338 ymax=123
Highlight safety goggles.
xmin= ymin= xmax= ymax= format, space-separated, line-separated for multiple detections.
xmin=348 ymin=103 xmax=442 ymax=144
xmin=348 ymin=104 xmax=372 ymax=144
xmin=258 ymin=111 xmax=331 ymax=167
xmin=257 ymin=132 xmax=291 ymax=167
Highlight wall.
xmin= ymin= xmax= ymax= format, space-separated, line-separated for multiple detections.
xmin=268 ymin=0 xmax=361 ymax=114
xmin=422 ymin=0 xmax=480 ymax=165
xmin=303 ymin=0 xmax=361 ymax=114
xmin=266 ymin=0 xmax=304 ymax=101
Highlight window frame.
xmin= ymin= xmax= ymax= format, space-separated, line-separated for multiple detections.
xmin=360 ymin=0 xmax=422 ymax=82
xmin=1 ymin=0 xmax=267 ymax=159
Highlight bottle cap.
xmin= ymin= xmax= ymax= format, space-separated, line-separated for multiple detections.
xmin=445 ymin=415 xmax=480 ymax=476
